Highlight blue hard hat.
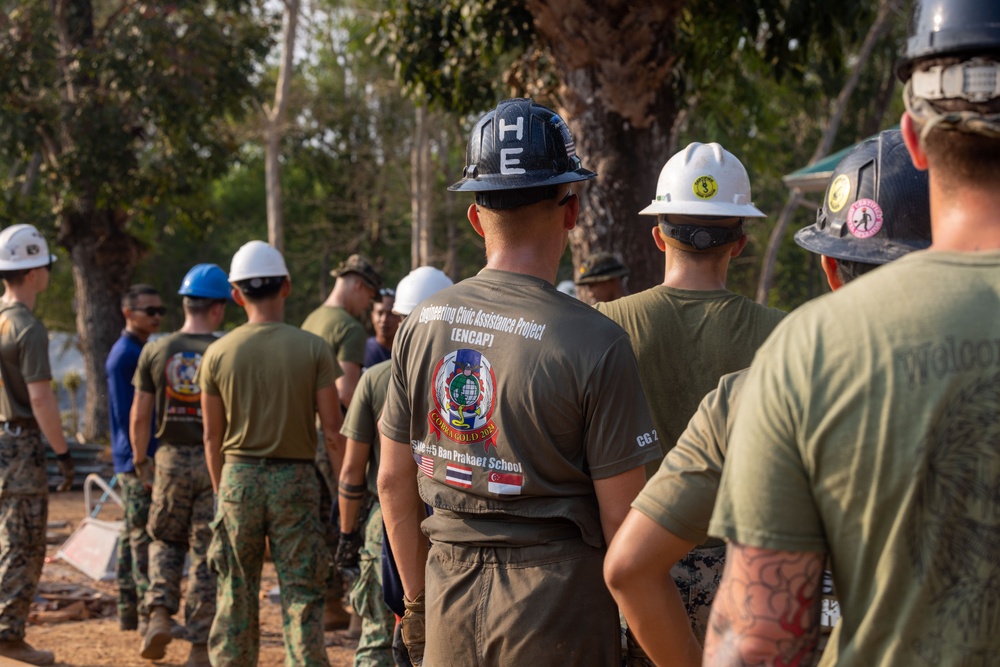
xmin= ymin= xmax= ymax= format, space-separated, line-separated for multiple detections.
xmin=178 ymin=264 xmax=233 ymax=300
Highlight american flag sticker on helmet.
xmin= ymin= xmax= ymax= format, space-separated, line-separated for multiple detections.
xmin=488 ymin=470 xmax=522 ymax=495
xmin=445 ymin=463 xmax=473 ymax=488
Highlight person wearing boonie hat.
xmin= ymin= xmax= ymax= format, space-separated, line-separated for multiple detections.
xmin=705 ymin=0 xmax=1000 ymax=664
xmin=302 ymin=253 xmax=384 ymax=630
xmin=378 ymin=98 xmax=659 ymax=666
xmin=574 ymin=252 xmax=630 ymax=304
xmin=131 ymin=264 xmax=233 ymax=666
xmin=0 ymin=224 xmax=73 ymax=667
xmin=195 ymin=241 xmax=344 ymax=666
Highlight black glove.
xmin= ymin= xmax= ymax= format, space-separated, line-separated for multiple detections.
xmin=55 ymin=452 xmax=74 ymax=493
xmin=401 ymin=591 xmax=425 ymax=666
xmin=334 ymin=529 xmax=362 ymax=581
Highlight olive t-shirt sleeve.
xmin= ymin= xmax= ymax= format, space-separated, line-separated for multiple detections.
xmin=195 ymin=348 xmax=220 ymax=397
xmin=133 ymin=344 xmax=157 ymax=394
xmin=583 ymin=334 xmax=660 ymax=479
xmin=342 ymin=368 xmax=376 ymax=443
xmin=339 ymin=323 xmax=366 ymax=365
xmin=633 ymin=373 xmax=736 ymax=544
xmin=379 ymin=350 xmax=410 ymax=445
xmin=709 ymin=330 xmax=827 ymax=553
xmin=315 ymin=342 xmax=338 ymax=389
xmin=20 ymin=322 xmax=51 ymax=384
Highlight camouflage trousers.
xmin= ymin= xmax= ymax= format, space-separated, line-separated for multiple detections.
xmin=0 ymin=429 xmax=47 ymax=641
xmin=348 ymin=503 xmax=395 ymax=667
xmin=117 ymin=472 xmax=153 ymax=620
xmin=669 ymin=543 xmax=726 ymax=643
xmin=144 ymin=444 xmax=217 ymax=643
xmin=208 ymin=460 xmax=330 ymax=667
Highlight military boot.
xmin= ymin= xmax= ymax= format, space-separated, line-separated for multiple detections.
xmin=141 ymin=606 xmax=174 ymax=659
xmin=184 ymin=643 xmax=211 ymax=667
xmin=323 ymin=592 xmax=351 ymax=631
xmin=0 ymin=639 xmax=55 ymax=666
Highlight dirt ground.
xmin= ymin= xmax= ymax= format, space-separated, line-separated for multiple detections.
xmin=25 ymin=491 xmax=357 ymax=667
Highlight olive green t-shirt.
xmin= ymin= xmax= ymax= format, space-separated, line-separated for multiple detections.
xmin=133 ymin=332 xmax=219 ymax=445
xmin=302 ymin=305 xmax=366 ymax=365
xmin=633 ymin=369 xmax=746 ymax=548
xmin=710 ymin=250 xmax=1000 ymax=666
xmin=597 ymin=285 xmax=784 ymax=477
xmin=380 ymin=269 xmax=660 ymax=549
xmin=0 ymin=302 xmax=50 ymax=421
xmin=341 ymin=359 xmax=391 ymax=498
xmin=195 ymin=322 xmax=339 ymax=460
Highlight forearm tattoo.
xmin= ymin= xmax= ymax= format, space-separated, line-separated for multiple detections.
xmin=704 ymin=544 xmax=822 ymax=667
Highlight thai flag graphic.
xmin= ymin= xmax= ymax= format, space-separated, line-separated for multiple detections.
xmin=418 ymin=455 xmax=435 ymax=478
xmin=487 ymin=471 xmax=523 ymax=495
xmin=445 ymin=463 xmax=473 ymax=488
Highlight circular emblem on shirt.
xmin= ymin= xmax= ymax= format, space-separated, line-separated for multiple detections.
xmin=428 ymin=348 xmax=498 ymax=452
xmin=165 ymin=351 xmax=203 ymax=402
xmin=692 ymin=175 xmax=718 ymax=200
xmin=827 ymin=174 xmax=850 ymax=213
xmin=846 ymin=198 xmax=883 ymax=239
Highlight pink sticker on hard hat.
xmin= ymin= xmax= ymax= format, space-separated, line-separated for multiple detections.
xmin=846 ymin=198 xmax=883 ymax=239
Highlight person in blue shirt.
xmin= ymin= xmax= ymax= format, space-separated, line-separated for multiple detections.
xmin=106 ymin=284 xmax=163 ymax=634
xmin=363 ymin=288 xmax=399 ymax=370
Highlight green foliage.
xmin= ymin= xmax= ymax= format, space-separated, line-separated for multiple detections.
xmin=370 ymin=0 xmax=533 ymax=113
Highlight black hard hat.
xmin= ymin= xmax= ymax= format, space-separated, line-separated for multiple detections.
xmin=794 ymin=130 xmax=930 ymax=265
xmin=448 ymin=99 xmax=595 ymax=205
xmin=897 ymin=0 xmax=1000 ymax=81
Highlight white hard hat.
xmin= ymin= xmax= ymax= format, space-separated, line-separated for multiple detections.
xmin=394 ymin=266 xmax=453 ymax=316
xmin=228 ymin=240 xmax=289 ymax=283
xmin=0 ymin=225 xmax=57 ymax=271
xmin=639 ymin=142 xmax=765 ymax=218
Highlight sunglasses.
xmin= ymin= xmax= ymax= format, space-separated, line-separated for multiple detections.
xmin=138 ymin=306 xmax=167 ymax=317
xmin=380 ymin=288 xmax=396 ymax=297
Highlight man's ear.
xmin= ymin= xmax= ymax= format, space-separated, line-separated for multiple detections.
xmin=901 ymin=111 xmax=929 ymax=171
xmin=730 ymin=235 xmax=749 ymax=258
xmin=820 ymin=255 xmax=844 ymax=292
xmin=231 ymin=287 xmax=246 ymax=307
xmin=467 ymin=203 xmax=485 ymax=238
xmin=281 ymin=276 xmax=292 ymax=297
xmin=561 ymin=192 xmax=578 ymax=231
xmin=651 ymin=226 xmax=667 ymax=252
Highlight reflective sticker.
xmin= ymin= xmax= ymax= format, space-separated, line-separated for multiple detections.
xmin=846 ymin=198 xmax=883 ymax=239
xmin=827 ymin=174 xmax=850 ymax=213
xmin=693 ymin=175 xmax=718 ymax=199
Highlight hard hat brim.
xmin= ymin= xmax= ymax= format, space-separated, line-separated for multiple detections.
xmin=793 ymin=224 xmax=928 ymax=265
xmin=447 ymin=167 xmax=596 ymax=193
xmin=638 ymin=201 xmax=766 ymax=218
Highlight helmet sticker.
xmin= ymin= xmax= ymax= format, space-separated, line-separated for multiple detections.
xmin=693 ymin=175 xmax=718 ymax=199
xmin=828 ymin=174 xmax=850 ymax=213
xmin=847 ymin=198 xmax=884 ymax=239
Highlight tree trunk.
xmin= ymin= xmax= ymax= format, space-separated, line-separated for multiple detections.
xmin=265 ymin=0 xmax=300 ymax=253
xmin=410 ymin=103 xmax=433 ymax=268
xmin=61 ymin=211 xmax=144 ymax=441
xmin=526 ymin=0 xmax=684 ymax=291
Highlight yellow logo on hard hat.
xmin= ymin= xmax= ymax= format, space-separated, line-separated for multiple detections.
xmin=828 ymin=174 xmax=850 ymax=213
xmin=693 ymin=176 xmax=718 ymax=200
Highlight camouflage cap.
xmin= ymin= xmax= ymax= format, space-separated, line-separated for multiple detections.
xmin=575 ymin=252 xmax=629 ymax=285
xmin=331 ymin=254 xmax=383 ymax=292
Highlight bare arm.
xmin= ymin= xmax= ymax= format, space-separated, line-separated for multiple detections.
xmin=335 ymin=361 xmax=361 ymax=410
xmin=201 ymin=392 xmax=226 ymax=493
xmin=378 ymin=435 xmax=427 ymax=600
xmin=704 ymin=542 xmax=823 ymax=667
xmin=593 ymin=466 xmax=647 ymax=547
xmin=604 ymin=510 xmax=701 ymax=667
xmin=316 ymin=383 xmax=345 ymax=480
xmin=129 ymin=389 xmax=155 ymax=464
xmin=338 ymin=437 xmax=372 ymax=533
xmin=27 ymin=380 xmax=68 ymax=455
